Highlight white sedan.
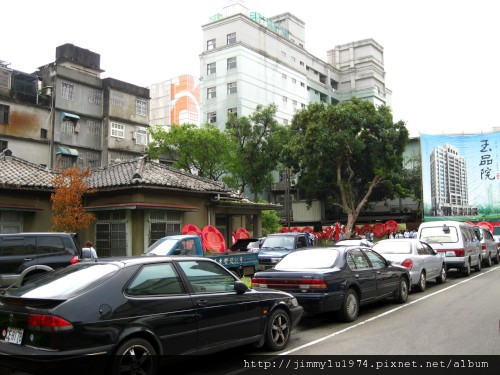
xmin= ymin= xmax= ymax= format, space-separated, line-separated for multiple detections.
xmin=371 ymin=239 xmax=446 ymax=292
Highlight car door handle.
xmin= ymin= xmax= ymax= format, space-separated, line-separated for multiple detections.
xmin=354 ymin=274 xmax=359 ymax=278
xmin=197 ymin=299 xmax=209 ymax=307
xmin=23 ymin=258 xmax=33 ymax=261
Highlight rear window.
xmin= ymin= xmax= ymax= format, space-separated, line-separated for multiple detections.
xmin=3 ymin=263 xmax=119 ymax=299
xmin=275 ymin=249 xmax=339 ymax=270
xmin=373 ymin=241 xmax=412 ymax=254
xmin=419 ymin=226 xmax=459 ymax=243
xmin=262 ymin=236 xmax=295 ymax=250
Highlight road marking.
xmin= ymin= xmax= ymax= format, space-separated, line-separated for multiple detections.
xmin=279 ymin=266 xmax=500 ymax=355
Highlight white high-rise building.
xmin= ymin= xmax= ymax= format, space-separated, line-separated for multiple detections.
xmin=200 ymin=0 xmax=390 ymax=129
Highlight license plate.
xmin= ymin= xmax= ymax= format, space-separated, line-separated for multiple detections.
xmin=5 ymin=327 xmax=23 ymax=345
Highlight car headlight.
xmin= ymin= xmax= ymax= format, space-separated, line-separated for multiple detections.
xmin=270 ymin=258 xmax=282 ymax=264
xmin=289 ymin=297 xmax=299 ymax=307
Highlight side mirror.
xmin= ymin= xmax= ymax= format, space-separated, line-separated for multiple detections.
xmin=234 ymin=280 xmax=249 ymax=294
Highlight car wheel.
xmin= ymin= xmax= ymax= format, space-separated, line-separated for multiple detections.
xmin=494 ymin=251 xmax=500 ymax=265
xmin=264 ymin=308 xmax=291 ymax=351
xmin=394 ymin=278 xmax=409 ymax=304
xmin=417 ymin=271 xmax=426 ymax=292
xmin=484 ymin=253 xmax=492 ymax=267
xmin=436 ymin=265 xmax=447 ymax=284
xmin=462 ymin=259 xmax=471 ymax=276
xmin=111 ymin=338 xmax=157 ymax=375
xmin=474 ymin=256 xmax=481 ymax=272
xmin=337 ymin=289 xmax=359 ymax=322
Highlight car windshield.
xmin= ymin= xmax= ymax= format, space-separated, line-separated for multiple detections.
xmin=144 ymin=239 xmax=179 ymax=255
xmin=419 ymin=226 xmax=459 ymax=243
xmin=3 ymin=263 xmax=120 ymax=299
xmin=261 ymin=236 xmax=295 ymax=250
xmin=275 ymin=249 xmax=339 ymax=270
xmin=373 ymin=241 xmax=412 ymax=254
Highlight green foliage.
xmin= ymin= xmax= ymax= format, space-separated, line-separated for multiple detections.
xmin=287 ymin=98 xmax=409 ymax=236
xmin=225 ymin=104 xmax=287 ymax=200
xmin=147 ymin=123 xmax=236 ymax=180
xmin=261 ymin=208 xmax=282 ymax=236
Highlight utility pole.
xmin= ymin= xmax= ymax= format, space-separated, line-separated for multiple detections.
xmin=285 ymin=167 xmax=291 ymax=230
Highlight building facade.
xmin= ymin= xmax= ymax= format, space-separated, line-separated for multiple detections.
xmin=199 ymin=1 xmax=390 ymax=129
xmin=1 ymin=44 xmax=151 ymax=169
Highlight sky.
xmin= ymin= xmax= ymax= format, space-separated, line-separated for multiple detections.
xmin=3 ymin=0 xmax=499 ymax=137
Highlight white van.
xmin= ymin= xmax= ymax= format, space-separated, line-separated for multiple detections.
xmin=416 ymin=221 xmax=481 ymax=276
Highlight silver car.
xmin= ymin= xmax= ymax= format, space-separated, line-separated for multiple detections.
xmin=474 ymin=226 xmax=500 ymax=266
xmin=372 ymin=239 xmax=446 ymax=292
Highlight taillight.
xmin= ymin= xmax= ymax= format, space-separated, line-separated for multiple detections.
xmin=401 ymin=258 xmax=413 ymax=270
xmin=454 ymin=249 xmax=465 ymax=257
xmin=251 ymin=277 xmax=328 ymax=290
xmin=308 ymin=279 xmax=328 ymax=290
xmin=70 ymin=255 xmax=79 ymax=264
xmin=481 ymin=244 xmax=486 ymax=251
xmin=28 ymin=314 xmax=73 ymax=332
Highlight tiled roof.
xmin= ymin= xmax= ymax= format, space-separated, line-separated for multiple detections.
xmin=0 ymin=154 xmax=57 ymax=190
xmin=87 ymin=156 xmax=234 ymax=194
xmin=0 ymin=153 xmax=236 ymax=196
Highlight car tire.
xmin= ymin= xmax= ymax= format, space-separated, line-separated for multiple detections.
xmin=484 ymin=253 xmax=492 ymax=267
xmin=494 ymin=251 xmax=500 ymax=265
xmin=111 ymin=338 xmax=157 ymax=375
xmin=474 ymin=256 xmax=481 ymax=272
xmin=264 ymin=308 xmax=291 ymax=351
xmin=394 ymin=278 xmax=409 ymax=304
xmin=337 ymin=289 xmax=359 ymax=322
xmin=417 ymin=271 xmax=426 ymax=292
xmin=436 ymin=265 xmax=447 ymax=284
xmin=462 ymin=259 xmax=471 ymax=276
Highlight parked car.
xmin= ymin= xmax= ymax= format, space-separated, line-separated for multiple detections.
xmin=371 ymin=239 xmax=446 ymax=292
xmin=473 ymin=226 xmax=499 ymax=266
xmin=0 ymin=256 xmax=303 ymax=375
xmin=0 ymin=232 xmax=80 ymax=287
xmin=334 ymin=239 xmax=374 ymax=247
xmin=230 ymin=237 xmax=265 ymax=253
xmin=417 ymin=221 xmax=481 ymax=276
xmin=252 ymin=247 xmax=410 ymax=322
xmin=258 ymin=232 xmax=311 ymax=270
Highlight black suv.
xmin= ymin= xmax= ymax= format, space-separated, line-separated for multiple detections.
xmin=0 ymin=232 xmax=80 ymax=287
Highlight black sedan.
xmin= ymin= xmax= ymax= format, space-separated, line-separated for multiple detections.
xmin=0 ymin=256 xmax=303 ymax=375
xmin=251 ymin=247 xmax=410 ymax=322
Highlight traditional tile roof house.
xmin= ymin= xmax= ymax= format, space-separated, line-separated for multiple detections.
xmin=0 ymin=151 xmax=278 ymax=256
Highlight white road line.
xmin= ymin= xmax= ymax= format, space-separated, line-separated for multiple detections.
xmin=279 ymin=267 xmax=500 ymax=355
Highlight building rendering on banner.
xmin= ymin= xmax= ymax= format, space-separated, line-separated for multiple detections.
xmin=149 ymin=75 xmax=201 ymax=129
xmin=199 ymin=0 xmax=390 ymax=129
xmin=429 ymin=144 xmax=477 ymax=216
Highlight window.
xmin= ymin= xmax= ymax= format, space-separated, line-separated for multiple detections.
xmin=282 ymin=96 xmax=287 ymax=103
xmin=37 ymin=236 xmax=66 ymax=256
xmin=207 ymin=39 xmax=216 ymax=51
xmin=0 ymin=70 xmax=9 ymax=89
xmin=136 ymin=98 xmax=147 ymax=116
xmin=0 ymin=104 xmax=9 ymax=124
xmin=227 ymin=57 xmax=237 ymax=70
xmin=283 ymin=119 xmax=289 ymax=125
xmin=0 ymin=211 xmax=22 ymax=234
xmin=96 ymin=210 xmax=127 ymax=257
xmin=111 ymin=92 xmax=125 ymax=107
xmin=61 ymin=119 xmax=76 ymax=134
xmin=281 ymin=51 xmax=286 ymax=57
xmin=207 ymin=62 xmax=216 ymax=75
xmin=364 ymin=250 xmax=386 ymax=269
xmin=282 ymin=73 xmax=287 ymax=79
xmin=227 ymin=33 xmax=236 ymax=45
xmin=88 ymin=89 xmax=102 ymax=105
xmin=111 ymin=122 xmax=125 ymax=138
xmin=207 ymin=86 xmax=216 ymax=99
xmin=291 ymin=56 xmax=296 ymax=62
xmin=58 ymin=155 xmax=75 ymax=168
xmin=292 ymin=100 xmax=297 ymax=106
xmin=227 ymin=82 xmax=237 ymax=95
xmin=148 ymin=210 xmax=182 ymax=246
xmin=227 ymin=107 xmax=237 ymax=117
xmin=178 ymin=260 xmax=236 ymax=293
xmin=347 ymin=249 xmax=370 ymax=269
xmin=40 ymin=129 xmax=47 ymax=139
xmin=292 ymin=78 xmax=296 ymax=84
xmin=126 ymin=263 xmax=185 ymax=295
xmin=135 ymin=126 xmax=148 ymax=145
xmin=300 ymin=82 xmax=305 ymax=87
xmin=300 ymin=61 xmax=304 ymax=66
xmin=86 ymin=120 xmax=101 ymax=136
xmin=61 ymin=81 xmax=75 ymax=101
xmin=301 ymin=103 xmax=306 ymax=108
xmin=207 ymin=112 xmax=217 ymax=123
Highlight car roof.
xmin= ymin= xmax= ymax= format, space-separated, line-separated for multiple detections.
xmin=91 ymin=255 xmax=217 ymax=267
xmin=0 ymin=232 xmax=76 ymax=237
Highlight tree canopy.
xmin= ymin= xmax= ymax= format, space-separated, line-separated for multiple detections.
xmin=225 ymin=104 xmax=287 ymax=200
xmin=286 ymin=98 xmax=409 ymax=237
xmin=147 ymin=123 xmax=235 ymax=180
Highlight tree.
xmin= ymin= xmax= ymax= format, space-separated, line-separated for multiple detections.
xmin=51 ymin=166 xmax=95 ymax=232
xmin=287 ymin=98 xmax=409 ymax=238
xmin=225 ymin=104 xmax=286 ymax=200
xmin=147 ymin=123 xmax=236 ymax=180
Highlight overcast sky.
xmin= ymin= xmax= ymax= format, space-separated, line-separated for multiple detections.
xmin=3 ymin=0 xmax=499 ymax=137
